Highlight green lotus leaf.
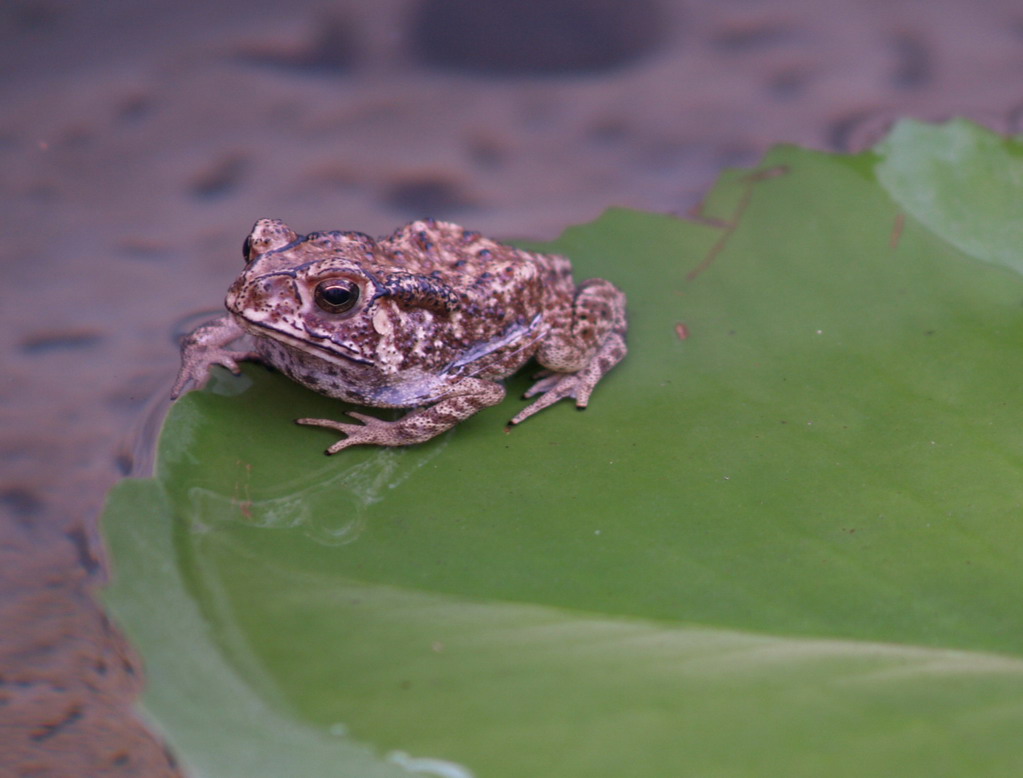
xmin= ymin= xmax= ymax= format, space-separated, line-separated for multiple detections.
xmin=103 ymin=119 xmax=1023 ymax=777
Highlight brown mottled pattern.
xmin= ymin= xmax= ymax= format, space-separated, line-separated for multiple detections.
xmin=173 ymin=218 xmax=627 ymax=452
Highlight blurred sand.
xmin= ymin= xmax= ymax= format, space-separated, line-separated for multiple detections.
xmin=3 ymin=0 xmax=1023 ymax=773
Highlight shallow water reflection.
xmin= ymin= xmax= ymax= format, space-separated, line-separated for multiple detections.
xmin=186 ymin=437 xmax=448 ymax=545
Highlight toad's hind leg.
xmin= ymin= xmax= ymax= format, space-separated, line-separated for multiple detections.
xmin=510 ymin=278 xmax=627 ymax=425
xmin=297 ymin=377 xmax=506 ymax=453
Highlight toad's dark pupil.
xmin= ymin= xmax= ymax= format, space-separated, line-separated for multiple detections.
xmin=322 ymin=286 xmax=354 ymax=305
xmin=316 ymin=281 xmax=360 ymax=313
xmin=242 ymin=235 xmax=252 ymax=261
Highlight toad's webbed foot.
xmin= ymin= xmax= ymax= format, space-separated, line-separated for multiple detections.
xmin=297 ymin=377 xmax=506 ymax=454
xmin=171 ymin=316 xmax=258 ymax=398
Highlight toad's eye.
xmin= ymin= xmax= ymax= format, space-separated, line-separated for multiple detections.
xmin=314 ymin=279 xmax=361 ymax=314
xmin=242 ymin=235 xmax=253 ymax=262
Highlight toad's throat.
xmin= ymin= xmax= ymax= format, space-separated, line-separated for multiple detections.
xmin=234 ymin=314 xmax=375 ymax=367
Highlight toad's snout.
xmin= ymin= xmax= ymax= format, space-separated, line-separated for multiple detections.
xmin=224 ymin=273 xmax=302 ymax=331
xmin=226 ymin=273 xmax=300 ymax=320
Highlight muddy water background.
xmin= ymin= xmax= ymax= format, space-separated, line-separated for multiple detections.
xmin=3 ymin=0 xmax=1023 ymax=774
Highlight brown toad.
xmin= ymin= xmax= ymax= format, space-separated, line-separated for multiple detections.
xmin=171 ymin=218 xmax=627 ymax=453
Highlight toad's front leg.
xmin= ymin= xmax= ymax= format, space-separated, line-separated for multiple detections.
xmin=170 ymin=315 xmax=261 ymax=398
xmin=296 ymin=377 xmax=506 ymax=454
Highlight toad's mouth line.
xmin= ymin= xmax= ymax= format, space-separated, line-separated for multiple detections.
xmin=235 ymin=314 xmax=375 ymax=367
